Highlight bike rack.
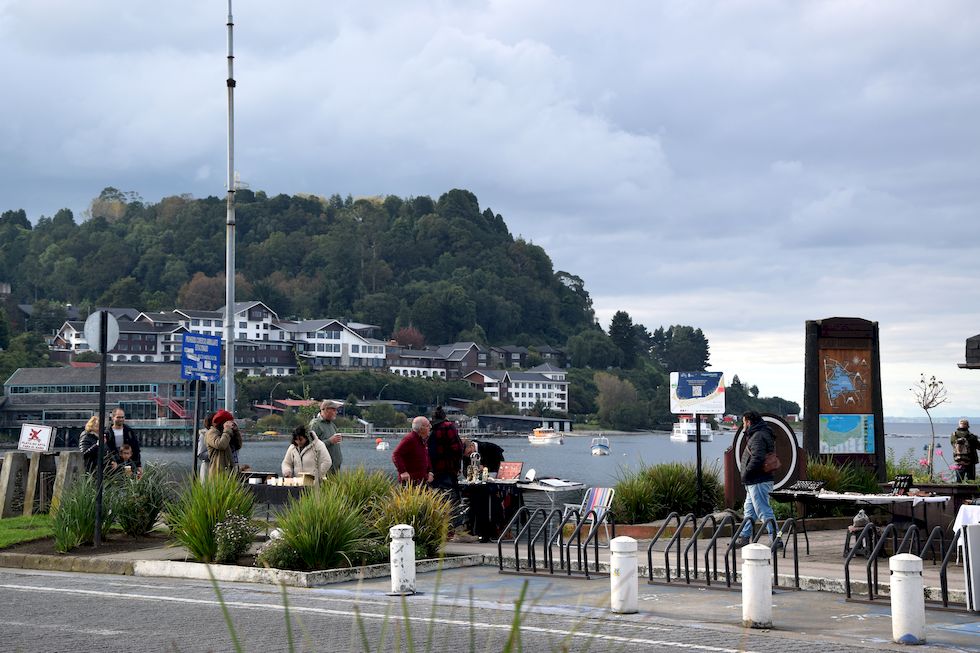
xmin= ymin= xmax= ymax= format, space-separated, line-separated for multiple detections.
xmin=682 ymin=513 xmax=718 ymax=583
xmin=548 ymin=508 xmax=582 ymax=574
xmin=662 ymin=513 xmax=697 ymax=582
xmin=526 ymin=508 xmax=564 ymax=572
xmin=919 ymin=526 xmax=945 ymax=565
xmin=578 ymin=509 xmax=616 ymax=580
xmin=496 ymin=506 xmax=530 ymax=572
xmin=646 ymin=512 xmax=681 ymax=582
xmin=702 ymin=514 xmax=734 ymax=587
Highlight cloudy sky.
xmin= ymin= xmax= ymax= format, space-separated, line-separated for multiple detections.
xmin=2 ymin=1 xmax=979 ymax=417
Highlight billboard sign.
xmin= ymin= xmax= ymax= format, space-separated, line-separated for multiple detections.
xmin=181 ymin=333 xmax=222 ymax=383
xmin=669 ymin=372 xmax=725 ymax=414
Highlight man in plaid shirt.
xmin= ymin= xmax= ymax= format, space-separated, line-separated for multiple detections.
xmin=427 ymin=405 xmax=464 ymax=490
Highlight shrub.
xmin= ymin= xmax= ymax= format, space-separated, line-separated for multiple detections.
xmin=610 ymin=471 xmax=655 ymax=525
xmin=214 ymin=511 xmax=256 ymax=564
xmin=373 ymin=484 xmax=452 ymax=559
xmin=644 ymin=462 xmax=722 ymax=520
xmin=163 ymin=472 xmax=255 ymax=562
xmin=112 ymin=464 xmax=177 ymax=537
xmin=806 ymin=457 xmax=881 ymax=493
xmin=275 ymin=485 xmax=373 ymax=570
xmin=255 ymin=537 xmax=303 ymax=570
xmin=325 ymin=466 xmax=393 ymax=511
xmin=52 ymin=475 xmax=117 ymax=552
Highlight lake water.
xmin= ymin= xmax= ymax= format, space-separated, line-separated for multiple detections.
xmin=143 ymin=421 xmax=958 ymax=487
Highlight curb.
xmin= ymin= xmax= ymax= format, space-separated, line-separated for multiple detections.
xmin=0 ymin=552 xmax=133 ymax=575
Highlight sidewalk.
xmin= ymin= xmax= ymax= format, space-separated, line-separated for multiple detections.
xmin=0 ymin=527 xmax=977 ymax=651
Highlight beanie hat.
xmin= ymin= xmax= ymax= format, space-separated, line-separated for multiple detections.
xmin=959 ymin=418 xmax=970 ymax=428
xmin=213 ymin=409 xmax=234 ymax=428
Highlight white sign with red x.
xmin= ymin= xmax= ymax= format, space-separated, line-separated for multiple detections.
xmin=18 ymin=423 xmax=54 ymax=453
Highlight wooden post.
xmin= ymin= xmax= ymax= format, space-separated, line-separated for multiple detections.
xmin=51 ymin=451 xmax=84 ymax=513
xmin=22 ymin=453 xmax=42 ymax=516
xmin=0 ymin=452 xmax=30 ymax=518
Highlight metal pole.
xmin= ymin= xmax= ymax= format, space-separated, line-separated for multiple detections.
xmin=94 ymin=310 xmax=108 ymax=547
xmin=695 ymin=412 xmax=703 ymax=515
xmin=223 ymin=0 xmax=237 ymax=413
xmin=192 ymin=381 xmax=202 ymax=478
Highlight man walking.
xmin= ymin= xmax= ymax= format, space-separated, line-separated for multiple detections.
xmin=309 ymin=399 xmax=343 ymax=474
xmin=951 ymin=418 xmax=979 ymax=482
xmin=103 ymin=407 xmax=142 ymax=478
xmin=735 ymin=411 xmax=779 ymax=548
xmin=428 ymin=406 xmax=463 ymax=490
xmin=392 ymin=416 xmax=433 ymax=485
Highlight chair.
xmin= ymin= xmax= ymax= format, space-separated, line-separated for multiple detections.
xmin=563 ymin=487 xmax=615 ymax=544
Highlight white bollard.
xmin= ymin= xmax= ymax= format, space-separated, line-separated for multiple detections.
xmin=890 ymin=553 xmax=926 ymax=645
xmin=389 ymin=524 xmax=416 ymax=595
xmin=609 ymin=536 xmax=638 ymax=614
xmin=741 ymin=543 xmax=773 ymax=628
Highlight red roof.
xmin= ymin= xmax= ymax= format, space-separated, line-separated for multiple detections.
xmin=274 ymin=399 xmax=318 ymax=407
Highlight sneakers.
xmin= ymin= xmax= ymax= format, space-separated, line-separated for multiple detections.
xmin=771 ymin=538 xmax=784 ymax=550
xmin=733 ymin=536 xmax=750 ymax=548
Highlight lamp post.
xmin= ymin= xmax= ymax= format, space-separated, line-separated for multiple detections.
xmin=268 ymin=381 xmax=282 ymax=414
xmin=377 ymin=383 xmax=390 ymax=400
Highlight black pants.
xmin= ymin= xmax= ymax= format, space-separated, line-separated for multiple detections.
xmin=954 ymin=464 xmax=976 ymax=482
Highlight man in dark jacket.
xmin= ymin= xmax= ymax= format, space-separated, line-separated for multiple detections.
xmin=428 ymin=406 xmax=463 ymax=490
xmin=735 ymin=411 xmax=779 ymax=547
xmin=103 ymin=407 xmax=142 ymax=478
xmin=950 ymin=418 xmax=980 ymax=482
xmin=463 ymin=439 xmax=505 ymax=473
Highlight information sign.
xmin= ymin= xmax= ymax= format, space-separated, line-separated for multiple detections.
xmin=669 ymin=371 xmax=726 ymax=414
xmin=18 ymin=423 xmax=54 ymax=453
xmin=181 ymin=333 xmax=222 ymax=383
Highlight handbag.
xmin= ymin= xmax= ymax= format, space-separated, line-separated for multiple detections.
xmin=763 ymin=451 xmax=781 ymax=473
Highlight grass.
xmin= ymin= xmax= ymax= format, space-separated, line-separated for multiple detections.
xmin=0 ymin=514 xmax=54 ymax=548
xmin=163 ymin=471 xmax=255 ymax=562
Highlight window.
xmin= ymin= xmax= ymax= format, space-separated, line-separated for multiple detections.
xmin=352 ymin=345 xmax=360 ymax=353
xmin=239 ymin=321 xmax=247 ymax=328
xmin=192 ymin=319 xmax=201 ymax=326
xmin=203 ymin=319 xmax=212 ymax=326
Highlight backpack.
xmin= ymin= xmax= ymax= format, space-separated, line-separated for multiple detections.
xmin=952 ymin=433 xmax=972 ymax=463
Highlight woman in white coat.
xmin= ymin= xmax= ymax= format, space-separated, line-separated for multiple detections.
xmin=281 ymin=425 xmax=332 ymax=482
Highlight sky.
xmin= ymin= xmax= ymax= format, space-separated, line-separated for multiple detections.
xmin=1 ymin=1 xmax=979 ymax=417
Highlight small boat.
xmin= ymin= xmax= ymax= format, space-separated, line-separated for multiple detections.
xmin=670 ymin=415 xmax=714 ymax=442
xmin=590 ymin=436 xmax=610 ymax=456
xmin=528 ymin=427 xmax=564 ymax=446
xmin=374 ymin=437 xmax=390 ymax=451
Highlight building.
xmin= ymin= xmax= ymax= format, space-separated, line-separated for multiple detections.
xmin=0 ymin=363 xmax=191 ymax=438
xmin=278 ymin=318 xmax=386 ymax=371
xmin=386 ymin=342 xmax=487 ymax=380
xmin=464 ymin=364 xmax=569 ymax=413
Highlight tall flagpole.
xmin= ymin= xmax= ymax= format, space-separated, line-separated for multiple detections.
xmin=223 ymin=0 xmax=237 ymax=412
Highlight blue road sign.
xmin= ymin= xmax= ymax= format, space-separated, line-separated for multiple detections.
xmin=181 ymin=333 xmax=222 ymax=383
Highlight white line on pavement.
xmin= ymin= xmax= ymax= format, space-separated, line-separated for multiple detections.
xmin=0 ymin=583 xmax=756 ymax=653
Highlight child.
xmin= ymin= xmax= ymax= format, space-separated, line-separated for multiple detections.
xmin=113 ymin=444 xmax=139 ymax=477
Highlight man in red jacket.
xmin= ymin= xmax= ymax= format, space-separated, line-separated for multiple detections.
xmin=392 ymin=416 xmax=434 ymax=485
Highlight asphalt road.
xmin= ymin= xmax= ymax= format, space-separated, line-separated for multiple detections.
xmin=0 ymin=566 xmax=975 ymax=653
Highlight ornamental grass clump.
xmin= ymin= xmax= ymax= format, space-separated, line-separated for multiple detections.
xmin=163 ymin=471 xmax=254 ymax=562
xmin=324 ymin=466 xmax=393 ymax=511
xmin=643 ymin=462 xmax=723 ymax=519
xmin=52 ymin=475 xmax=117 ymax=553
xmin=610 ymin=470 xmax=655 ymax=525
xmin=274 ymin=485 xmax=373 ymax=570
xmin=373 ymin=483 xmax=452 ymax=559
xmin=112 ymin=464 xmax=177 ymax=537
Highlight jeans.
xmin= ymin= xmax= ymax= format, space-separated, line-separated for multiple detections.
xmin=739 ymin=481 xmax=777 ymax=540
xmin=954 ymin=464 xmax=976 ymax=483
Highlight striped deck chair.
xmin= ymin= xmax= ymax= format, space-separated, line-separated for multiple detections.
xmin=563 ymin=487 xmax=615 ymax=545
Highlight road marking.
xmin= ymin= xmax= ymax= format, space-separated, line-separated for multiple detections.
xmin=0 ymin=583 xmax=755 ymax=652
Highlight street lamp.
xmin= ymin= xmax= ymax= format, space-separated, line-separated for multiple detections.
xmin=377 ymin=383 xmax=390 ymax=400
xmin=269 ymin=381 xmax=282 ymax=414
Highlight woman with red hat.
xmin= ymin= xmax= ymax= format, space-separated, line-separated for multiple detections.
xmin=205 ymin=409 xmax=241 ymax=477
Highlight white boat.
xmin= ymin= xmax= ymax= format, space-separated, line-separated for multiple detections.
xmin=590 ymin=436 xmax=610 ymax=456
xmin=528 ymin=427 xmax=564 ymax=446
xmin=374 ymin=438 xmax=390 ymax=451
xmin=670 ymin=415 xmax=714 ymax=442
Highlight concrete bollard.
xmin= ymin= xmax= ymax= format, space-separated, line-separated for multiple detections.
xmin=389 ymin=524 xmax=416 ymax=595
xmin=890 ymin=554 xmax=926 ymax=645
xmin=741 ymin=543 xmax=773 ymax=628
xmin=609 ymin=536 xmax=638 ymax=614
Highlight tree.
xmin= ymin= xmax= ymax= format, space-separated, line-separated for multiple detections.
xmin=566 ymin=329 xmax=621 ymax=369
xmin=910 ymin=374 xmax=949 ymax=480
xmin=27 ymin=300 xmax=68 ymax=335
xmin=651 ymin=325 xmax=710 ymax=372
xmin=392 ymin=326 xmax=425 ymax=349
xmin=608 ymin=311 xmax=637 ymax=368
xmin=0 ymin=306 xmax=9 ymax=349
xmin=364 ymin=403 xmax=407 ymax=428
xmin=594 ymin=372 xmax=645 ymax=430
xmin=464 ymin=397 xmax=518 ymax=416
xmin=97 ymin=276 xmax=143 ymax=307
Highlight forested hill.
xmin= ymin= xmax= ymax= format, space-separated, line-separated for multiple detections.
xmin=0 ymin=188 xmax=595 ymax=343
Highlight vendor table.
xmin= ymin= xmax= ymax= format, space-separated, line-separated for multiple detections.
xmin=459 ymin=480 xmax=523 ymax=542
xmin=953 ymin=504 xmax=980 ymax=533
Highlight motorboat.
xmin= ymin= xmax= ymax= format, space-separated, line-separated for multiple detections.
xmin=527 ymin=427 xmax=564 ymax=445
xmin=670 ymin=415 xmax=714 ymax=442
xmin=374 ymin=437 xmax=390 ymax=451
xmin=590 ymin=436 xmax=610 ymax=456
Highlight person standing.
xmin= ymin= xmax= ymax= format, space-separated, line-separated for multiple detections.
xmin=428 ymin=406 xmax=463 ymax=489
xmin=205 ymin=409 xmax=240 ymax=477
xmin=78 ymin=415 xmax=101 ymax=475
xmin=735 ymin=411 xmax=780 ymax=548
xmin=392 ymin=416 xmax=433 ymax=485
xmin=281 ymin=425 xmax=332 ymax=482
xmin=309 ymin=400 xmax=343 ymax=474
xmin=950 ymin=418 xmax=980 ymax=482
xmin=462 ymin=438 xmax=505 ymax=474
xmin=103 ymin=407 xmax=142 ymax=478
